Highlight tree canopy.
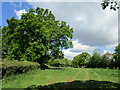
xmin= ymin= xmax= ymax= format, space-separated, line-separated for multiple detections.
xmin=72 ymin=52 xmax=91 ymax=68
xmin=2 ymin=7 xmax=73 ymax=65
xmin=71 ymin=49 xmax=114 ymax=68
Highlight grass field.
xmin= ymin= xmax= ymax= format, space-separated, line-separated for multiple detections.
xmin=2 ymin=67 xmax=120 ymax=89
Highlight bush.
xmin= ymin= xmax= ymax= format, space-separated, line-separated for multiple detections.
xmin=1 ymin=60 xmax=40 ymax=78
xmin=47 ymin=58 xmax=71 ymax=67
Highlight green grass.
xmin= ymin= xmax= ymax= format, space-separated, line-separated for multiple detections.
xmin=2 ymin=67 xmax=120 ymax=89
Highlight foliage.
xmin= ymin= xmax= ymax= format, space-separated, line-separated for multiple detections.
xmin=71 ymin=47 xmax=119 ymax=69
xmin=88 ymin=50 xmax=112 ymax=68
xmin=101 ymin=0 xmax=119 ymax=11
xmin=113 ymin=44 xmax=120 ymax=69
xmin=109 ymin=59 xmax=116 ymax=69
xmin=72 ymin=52 xmax=91 ymax=68
xmin=2 ymin=7 xmax=73 ymax=65
xmin=71 ymin=60 xmax=79 ymax=68
xmin=87 ymin=52 xmax=102 ymax=68
xmin=1 ymin=60 xmax=40 ymax=78
xmin=100 ymin=52 xmax=112 ymax=68
xmin=47 ymin=58 xmax=71 ymax=67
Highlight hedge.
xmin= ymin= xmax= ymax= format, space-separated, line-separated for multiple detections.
xmin=0 ymin=60 xmax=40 ymax=78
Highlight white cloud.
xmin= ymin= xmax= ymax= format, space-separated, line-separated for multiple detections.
xmin=62 ymin=49 xmax=80 ymax=60
xmin=14 ymin=9 xmax=27 ymax=19
xmin=25 ymin=2 xmax=118 ymax=59
xmin=27 ymin=2 xmax=118 ymax=47
xmin=74 ymin=16 xmax=84 ymax=22
xmin=72 ymin=40 xmax=95 ymax=52
xmin=72 ymin=6 xmax=118 ymax=46
xmin=106 ymin=43 xmax=118 ymax=50
xmin=63 ymin=40 xmax=95 ymax=60
xmin=103 ymin=50 xmax=109 ymax=54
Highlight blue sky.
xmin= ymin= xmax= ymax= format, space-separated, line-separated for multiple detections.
xmin=2 ymin=1 xmax=118 ymax=60
xmin=2 ymin=2 xmax=32 ymax=26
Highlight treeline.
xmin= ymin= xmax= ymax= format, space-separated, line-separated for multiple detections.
xmin=47 ymin=44 xmax=120 ymax=69
xmin=72 ymin=44 xmax=120 ymax=69
xmin=72 ymin=51 xmax=112 ymax=68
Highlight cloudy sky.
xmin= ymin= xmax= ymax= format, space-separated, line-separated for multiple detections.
xmin=2 ymin=0 xmax=118 ymax=60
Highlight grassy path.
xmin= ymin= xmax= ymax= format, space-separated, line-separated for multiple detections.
xmin=67 ymin=69 xmax=81 ymax=82
xmin=89 ymin=69 xmax=102 ymax=81
xmin=84 ymin=69 xmax=90 ymax=80
xmin=2 ymin=67 xmax=120 ymax=88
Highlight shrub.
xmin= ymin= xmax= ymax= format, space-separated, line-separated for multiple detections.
xmin=47 ymin=58 xmax=72 ymax=67
xmin=1 ymin=60 xmax=40 ymax=78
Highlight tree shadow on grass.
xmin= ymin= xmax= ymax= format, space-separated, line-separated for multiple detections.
xmin=25 ymin=80 xmax=120 ymax=90
xmin=48 ymin=67 xmax=64 ymax=70
xmin=41 ymin=65 xmax=64 ymax=70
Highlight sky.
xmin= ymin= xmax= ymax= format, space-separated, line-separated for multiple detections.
xmin=1 ymin=0 xmax=118 ymax=60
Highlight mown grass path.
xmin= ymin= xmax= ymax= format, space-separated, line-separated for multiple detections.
xmin=2 ymin=67 xmax=120 ymax=88
xmin=84 ymin=69 xmax=90 ymax=80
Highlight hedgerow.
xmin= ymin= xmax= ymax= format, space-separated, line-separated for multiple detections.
xmin=1 ymin=60 xmax=40 ymax=78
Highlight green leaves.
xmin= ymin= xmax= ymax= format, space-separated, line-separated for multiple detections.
xmin=2 ymin=7 xmax=73 ymax=65
xmin=113 ymin=44 xmax=120 ymax=69
xmin=72 ymin=52 xmax=91 ymax=68
xmin=48 ymin=58 xmax=71 ymax=67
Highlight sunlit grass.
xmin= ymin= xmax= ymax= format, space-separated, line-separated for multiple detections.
xmin=2 ymin=67 xmax=120 ymax=88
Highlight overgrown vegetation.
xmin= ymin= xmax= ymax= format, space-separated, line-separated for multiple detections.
xmin=1 ymin=60 xmax=40 ymax=78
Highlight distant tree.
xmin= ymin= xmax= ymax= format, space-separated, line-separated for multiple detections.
xmin=2 ymin=7 xmax=73 ymax=67
xmin=73 ymin=54 xmax=84 ymax=68
xmin=88 ymin=50 xmax=102 ymax=68
xmin=101 ymin=0 xmax=119 ymax=11
xmin=64 ymin=58 xmax=70 ymax=67
xmin=72 ymin=52 xmax=91 ymax=68
xmin=71 ymin=60 xmax=78 ymax=68
xmin=109 ymin=59 xmax=116 ymax=69
xmin=100 ymin=52 xmax=112 ymax=68
xmin=81 ymin=52 xmax=91 ymax=67
xmin=48 ymin=58 xmax=71 ymax=67
xmin=113 ymin=44 xmax=120 ymax=69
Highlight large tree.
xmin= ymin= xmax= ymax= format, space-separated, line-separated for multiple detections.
xmin=2 ymin=7 xmax=73 ymax=66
